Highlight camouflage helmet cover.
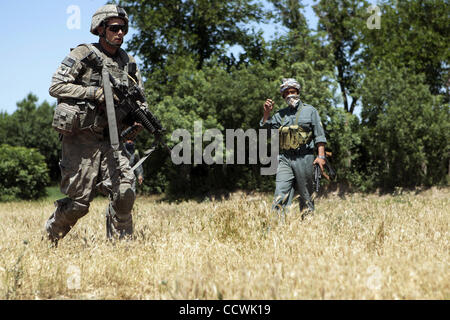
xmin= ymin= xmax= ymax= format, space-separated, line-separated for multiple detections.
xmin=279 ymin=78 xmax=301 ymax=95
xmin=90 ymin=4 xmax=129 ymax=35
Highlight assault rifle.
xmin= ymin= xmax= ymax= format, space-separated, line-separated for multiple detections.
xmin=314 ymin=152 xmax=336 ymax=194
xmin=107 ymin=74 xmax=171 ymax=170
xmin=80 ymin=47 xmax=170 ymax=163
xmin=107 ymin=75 xmax=164 ymax=139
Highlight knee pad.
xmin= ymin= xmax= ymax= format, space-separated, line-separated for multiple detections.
xmin=114 ymin=183 xmax=135 ymax=214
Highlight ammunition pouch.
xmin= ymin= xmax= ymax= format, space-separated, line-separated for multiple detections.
xmin=279 ymin=125 xmax=313 ymax=151
xmin=78 ymin=101 xmax=98 ymax=130
xmin=52 ymin=99 xmax=100 ymax=135
xmin=52 ymin=101 xmax=80 ymax=135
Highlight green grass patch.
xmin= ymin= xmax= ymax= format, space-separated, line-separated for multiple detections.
xmin=45 ymin=185 xmax=64 ymax=201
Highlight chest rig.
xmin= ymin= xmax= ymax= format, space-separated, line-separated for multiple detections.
xmin=278 ymin=101 xmax=313 ymax=151
xmin=80 ymin=44 xmax=138 ymax=133
xmin=78 ymin=43 xmax=137 ymax=90
xmin=52 ymin=43 xmax=138 ymax=137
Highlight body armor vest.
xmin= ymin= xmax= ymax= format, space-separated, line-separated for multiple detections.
xmin=52 ymin=43 xmax=138 ymax=136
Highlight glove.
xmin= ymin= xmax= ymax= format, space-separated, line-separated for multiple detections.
xmin=94 ymin=87 xmax=119 ymax=104
xmin=94 ymin=87 xmax=105 ymax=104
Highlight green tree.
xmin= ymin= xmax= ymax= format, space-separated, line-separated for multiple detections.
xmin=135 ymin=58 xmax=281 ymax=195
xmin=313 ymin=0 xmax=369 ymax=114
xmin=118 ymin=0 xmax=266 ymax=87
xmin=115 ymin=0 xmax=273 ymax=195
xmin=0 ymin=94 xmax=60 ymax=182
xmin=269 ymin=0 xmax=308 ymax=31
xmin=0 ymin=112 xmax=9 ymax=143
xmin=0 ymin=144 xmax=50 ymax=201
xmin=361 ymin=0 xmax=450 ymax=97
xmin=358 ymin=62 xmax=449 ymax=190
xmin=121 ymin=0 xmax=268 ymax=111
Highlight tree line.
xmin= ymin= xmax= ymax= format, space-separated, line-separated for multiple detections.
xmin=1 ymin=0 xmax=448 ymax=200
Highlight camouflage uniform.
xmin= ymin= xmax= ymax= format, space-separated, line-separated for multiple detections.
xmin=45 ymin=5 xmax=147 ymax=242
xmin=261 ymin=80 xmax=326 ymax=215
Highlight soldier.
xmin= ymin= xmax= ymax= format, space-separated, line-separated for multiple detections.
xmin=124 ymin=139 xmax=144 ymax=193
xmin=261 ymin=78 xmax=327 ymax=218
xmin=45 ymin=5 xmax=148 ymax=244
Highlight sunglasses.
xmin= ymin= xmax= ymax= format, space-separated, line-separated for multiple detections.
xmin=106 ymin=24 xmax=128 ymax=33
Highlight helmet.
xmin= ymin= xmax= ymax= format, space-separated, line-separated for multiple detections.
xmin=90 ymin=5 xmax=129 ymax=36
xmin=279 ymin=78 xmax=301 ymax=95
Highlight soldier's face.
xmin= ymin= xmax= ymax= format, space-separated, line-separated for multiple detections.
xmin=102 ymin=18 xmax=127 ymax=46
xmin=282 ymin=88 xmax=299 ymax=99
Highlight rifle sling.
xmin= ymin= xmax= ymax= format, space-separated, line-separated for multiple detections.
xmin=131 ymin=146 xmax=156 ymax=172
xmin=102 ymin=68 xmax=120 ymax=157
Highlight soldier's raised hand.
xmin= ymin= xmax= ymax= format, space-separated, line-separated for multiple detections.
xmin=263 ymin=99 xmax=274 ymax=123
xmin=264 ymin=99 xmax=274 ymax=114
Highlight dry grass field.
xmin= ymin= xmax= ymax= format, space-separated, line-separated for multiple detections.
xmin=0 ymin=187 xmax=448 ymax=300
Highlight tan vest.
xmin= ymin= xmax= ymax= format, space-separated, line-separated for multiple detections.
xmin=279 ymin=102 xmax=313 ymax=150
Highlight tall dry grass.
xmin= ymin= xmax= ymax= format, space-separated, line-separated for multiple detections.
xmin=0 ymin=187 xmax=448 ymax=299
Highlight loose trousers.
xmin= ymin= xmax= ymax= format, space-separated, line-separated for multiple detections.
xmin=272 ymin=153 xmax=315 ymax=214
xmin=45 ymin=131 xmax=136 ymax=241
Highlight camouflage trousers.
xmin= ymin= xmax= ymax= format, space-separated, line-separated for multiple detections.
xmin=272 ymin=152 xmax=315 ymax=216
xmin=45 ymin=131 xmax=136 ymax=242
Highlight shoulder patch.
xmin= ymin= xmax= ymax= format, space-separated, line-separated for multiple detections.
xmin=62 ymin=57 xmax=75 ymax=68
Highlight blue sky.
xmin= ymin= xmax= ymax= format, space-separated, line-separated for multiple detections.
xmin=0 ymin=0 xmax=321 ymax=114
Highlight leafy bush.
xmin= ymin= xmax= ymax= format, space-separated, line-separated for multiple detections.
xmin=0 ymin=94 xmax=60 ymax=182
xmin=0 ymin=144 xmax=50 ymax=201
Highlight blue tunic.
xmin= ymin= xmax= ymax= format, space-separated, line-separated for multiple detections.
xmin=260 ymin=100 xmax=327 ymax=216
